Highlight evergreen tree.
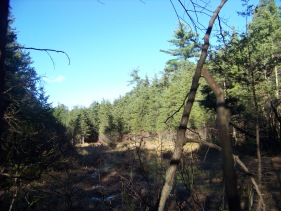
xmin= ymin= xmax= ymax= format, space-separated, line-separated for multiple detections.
xmin=80 ymin=109 xmax=98 ymax=142
xmin=89 ymin=101 xmax=100 ymax=131
xmin=159 ymin=22 xmax=206 ymax=130
xmin=1 ymin=21 xmax=67 ymax=207
xmin=160 ymin=22 xmax=200 ymax=61
xmin=161 ymin=22 xmax=200 ymax=87
xmin=98 ymin=99 xmax=115 ymax=137
xmin=53 ymin=103 xmax=69 ymax=126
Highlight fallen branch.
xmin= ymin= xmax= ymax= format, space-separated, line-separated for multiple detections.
xmin=188 ymin=138 xmax=265 ymax=210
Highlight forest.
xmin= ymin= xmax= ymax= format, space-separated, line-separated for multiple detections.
xmin=1 ymin=0 xmax=281 ymax=210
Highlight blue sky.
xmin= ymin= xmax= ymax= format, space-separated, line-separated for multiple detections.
xmin=10 ymin=0 xmax=260 ymax=109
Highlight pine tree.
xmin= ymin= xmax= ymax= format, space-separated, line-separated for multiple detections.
xmin=160 ymin=22 xmax=201 ymax=88
xmin=1 ymin=21 xmax=67 ymax=209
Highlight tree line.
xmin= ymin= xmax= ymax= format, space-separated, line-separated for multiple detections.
xmin=54 ymin=0 xmax=281 ymax=153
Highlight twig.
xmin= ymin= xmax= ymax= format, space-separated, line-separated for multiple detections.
xmin=164 ymin=92 xmax=189 ymax=123
xmin=21 ymin=47 xmax=70 ymax=65
xmin=217 ymin=15 xmax=227 ymax=46
xmin=97 ymin=0 xmax=105 ymax=4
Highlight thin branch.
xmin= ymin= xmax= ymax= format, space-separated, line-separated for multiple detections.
xmin=217 ymin=15 xmax=227 ymax=46
xmin=229 ymin=121 xmax=255 ymax=138
xmin=178 ymin=0 xmax=200 ymax=34
xmin=18 ymin=47 xmax=70 ymax=65
xmin=169 ymin=0 xmax=183 ymax=26
xmin=190 ymin=0 xmax=212 ymax=13
xmin=164 ymin=92 xmax=189 ymax=123
xmin=186 ymin=127 xmax=202 ymax=140
xmin=45 ymin=50 xmax=56 ymax=69
xmin=189 ymin=0 xmax=211 ymax=30
xmin=97 ymin=0 xmax=105 ymax=4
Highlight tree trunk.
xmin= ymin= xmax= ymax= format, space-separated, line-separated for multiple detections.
xmin=157 ymin=1 xmax=227 ymax=210
xmin=275 ymin=66 xmax=279 ymax=99
xmin=250 ymin=70 xmax=262 ymax=210
xmin=0 ymin=0 xmax=10 ymax=164
xmin=202 ymin=68 xmax=241 ymax=211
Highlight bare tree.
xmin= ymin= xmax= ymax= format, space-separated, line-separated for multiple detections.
xmin=158 ymin=1 xmax=230 ymax=210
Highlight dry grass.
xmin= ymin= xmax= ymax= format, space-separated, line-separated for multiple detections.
xmin=6 ymin=138 xmax=280 ymax=210
xmin=112 ymin=138 xmax=200 ymax=153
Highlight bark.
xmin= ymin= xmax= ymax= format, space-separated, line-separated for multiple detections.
xmin=157 ymin=1 xmax=227 ymax=210
xmin=202 ymin=68 xmax=241 ymax=211
xmin=0 ymin=0 xmax=10 ymax=163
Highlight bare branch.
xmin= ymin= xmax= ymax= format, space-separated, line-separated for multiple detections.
xmin=97 ymin=0 xmax=105 ymax=4
xmin=177 ymin=0 xmax=201 ymax=34
xmin=217 ymin=15 xmax=227 ymax=46
xmin=164 ymin=92 xmax=189 ymax=124
xmin=169 ymin=0 xmax=184 ymax=27
xmin=21 ymin=47 xmax=70 ymax=65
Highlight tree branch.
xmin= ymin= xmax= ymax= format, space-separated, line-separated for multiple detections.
xmin=21 ymin=47 xmax=71 ymax=65
xmin=189 ymin=138 xmax=265 ymax=210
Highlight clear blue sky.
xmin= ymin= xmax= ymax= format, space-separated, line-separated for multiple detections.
xmin=10 ymin=0 xmax=260 ymax=109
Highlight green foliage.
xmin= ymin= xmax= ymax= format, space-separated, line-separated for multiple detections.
xmin=51 ymin=22 xmax=207 ymax=138
xmin=161 ymin=22 xmax=201 ymax=88
xmin=1 ymin=25 xmax=67 ymax=196
xmin=200 ymin=0 xmax=281 ymax=146
xmin=160 ymin=22 xmax=200 ymax=61
xmin=53 ymin=105 xmax=99 ymax=143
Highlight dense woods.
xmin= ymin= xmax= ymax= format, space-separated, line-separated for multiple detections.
xmin=1 ymin=0 xmax=281 ymax=210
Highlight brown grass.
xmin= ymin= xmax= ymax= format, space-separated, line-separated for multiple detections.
xmin=5 ymin=138 xmax=280 ymax=210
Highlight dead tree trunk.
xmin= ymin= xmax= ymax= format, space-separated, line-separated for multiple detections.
xmin=202 ymin=68 xmax=241 ymax=211
xmin=157 ymin=1 xmax=227 ymax=210
xmin=0 ymin=0 xmax=10 ymax=164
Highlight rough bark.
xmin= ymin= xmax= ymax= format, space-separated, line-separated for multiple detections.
xmin=202 ymin=68 xmax=241 ymax=211
xmin=0 ymin=0 xmax=10 ymax=163
xmin=157 ymin=1 xmax=227 ymax=210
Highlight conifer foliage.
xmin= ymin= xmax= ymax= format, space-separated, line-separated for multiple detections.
xmin=0 ymin=18 xmax=67 ymax=210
